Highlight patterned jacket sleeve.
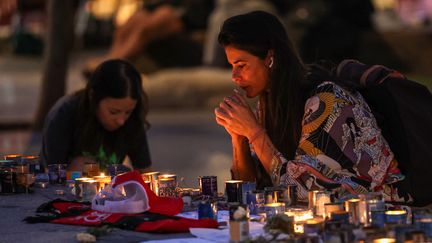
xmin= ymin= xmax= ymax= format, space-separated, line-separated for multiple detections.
xmin=272 ymin=82 xmax=400 ymax=201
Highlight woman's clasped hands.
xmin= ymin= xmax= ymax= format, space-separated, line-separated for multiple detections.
xmin=215 ymin=89 xmax=262 ymax=141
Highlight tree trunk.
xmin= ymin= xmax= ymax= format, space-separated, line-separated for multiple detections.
xmin=33 ymin=0 xmax=74 ymax=131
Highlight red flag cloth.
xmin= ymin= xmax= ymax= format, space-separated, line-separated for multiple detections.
xmin=25 ymin=199 xmax=218 ymax=233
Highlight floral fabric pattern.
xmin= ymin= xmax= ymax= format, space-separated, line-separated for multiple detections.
xmin=267 ymin=82 xmax=409 ymax=202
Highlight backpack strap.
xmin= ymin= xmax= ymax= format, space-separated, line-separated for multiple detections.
xmin=336 ymin=59 xmax=405 ymax=87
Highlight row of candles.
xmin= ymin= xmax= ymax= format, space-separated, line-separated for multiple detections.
xmin=73 ymin=174 xmax=418 ymax=239
xmin=1 ymin=155 xmax=429 ymax=242
xmin=222 ymin=180 xmax=432 ymax=242
xmin=0 ymin=154 xmax=40 ymax=193
xmin=72 ymin=172 xmax=185 ymax=202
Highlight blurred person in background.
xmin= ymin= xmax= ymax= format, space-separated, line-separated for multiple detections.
xmin=0 ymin=0 xmax=44 ymax=24
xmin=203 ymin=0 xmax=290 ymax=68
xmin=83 ymin=0 xmax=214 ymax=77
xmin=396 ymin=0 xmax=432 ymax=27
xmin=40 ymin=59 xmax=152 ymax=173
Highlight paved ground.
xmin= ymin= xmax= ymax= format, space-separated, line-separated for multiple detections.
xmin=0 ymin=185 xmax=194 ymax=243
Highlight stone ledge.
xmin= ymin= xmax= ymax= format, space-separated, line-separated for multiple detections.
xmin=144 ymin=67 xmax=234 ymax=109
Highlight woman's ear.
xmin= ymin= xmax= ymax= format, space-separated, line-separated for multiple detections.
xmin=265 ymin=49 xmax=274 ymax=68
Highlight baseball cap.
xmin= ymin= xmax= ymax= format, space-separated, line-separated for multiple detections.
xmin=92 ymin=170 xmax=183 ymax=215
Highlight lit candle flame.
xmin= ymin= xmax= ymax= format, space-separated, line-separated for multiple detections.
xmin=372 ymin=238 xmax=395 ymax=243
xmin=385 ymin=210 xmax=406 ymax=215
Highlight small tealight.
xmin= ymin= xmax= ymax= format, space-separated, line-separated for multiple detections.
xmin=372 ymin=238 xmax=395 ymax=243
xmin=35 ymin=181 xmax=48 ymax=189
xmin=385 ymin=210 xmax=407 ymax=224
xmin=55 ymin=189 xmax=65 ymax=195
xmin=264 ymin=202 xmax=285 ymax=218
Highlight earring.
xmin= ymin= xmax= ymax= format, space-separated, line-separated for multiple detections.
xmin=269 ymin=57 xmax=274 ymax=68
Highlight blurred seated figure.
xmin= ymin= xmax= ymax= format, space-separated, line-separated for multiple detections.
xmin=41 ymin=59 xmax=152 ymax=173
xmin=84 ymin=0 xmax=214 ymax=77
xmin=0 ymin=0 xmax=45 ymax=24
xmin=0 ymin=0 xmax=47 ymax=55
xmin=203 ymin=0 xmax=291 ymax=68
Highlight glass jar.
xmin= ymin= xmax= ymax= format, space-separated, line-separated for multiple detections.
xmin=0 ymin=164 xmax=17 ymax=194
xmin=83 ymin=161 xmax=100 ymax=177
xmin=48 ymin=164 xmax=67 ymax=184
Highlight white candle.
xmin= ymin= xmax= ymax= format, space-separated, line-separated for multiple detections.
xmin=315 ymin=191 xmax=331 ymax=217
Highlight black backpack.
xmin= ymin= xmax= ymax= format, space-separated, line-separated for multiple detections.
xmin=335 ymin=59 xmax=432 ymax=206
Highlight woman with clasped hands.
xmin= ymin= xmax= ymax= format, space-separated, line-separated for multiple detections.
xmin=214 ymin=11 xmax=411 ymax=202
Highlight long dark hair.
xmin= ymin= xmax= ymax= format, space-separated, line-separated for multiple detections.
xmin=218 ymin=11 xmax=310 ymax=160
xmin=74 ymin=59 xmax=149 ymax=158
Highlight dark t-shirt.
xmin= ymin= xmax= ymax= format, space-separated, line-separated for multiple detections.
xmin=40 ymin=94 xmax=151 ymax=169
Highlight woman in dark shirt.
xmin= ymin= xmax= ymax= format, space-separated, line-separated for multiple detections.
xmin=40 ymin=59 xmax=151 ymax=172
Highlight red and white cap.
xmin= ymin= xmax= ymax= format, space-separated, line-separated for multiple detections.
xmin=92 ymin=170 xmax=183 ymax=215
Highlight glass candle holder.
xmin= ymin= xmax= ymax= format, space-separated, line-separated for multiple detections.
xmin=359 ymin=192 xmax=385 ymax=226
xmin=93 ymin=173 xmax=111 ymax=192
xmin=331 ymin=210 xmax=350 ymax=224
xmin=345 ymin=198 xmax=361 ymax=225
xmin=246 ymin=190 xmax=265 ymax=215
xmin=415 ymin=211 xmax=432 ymax=238
xmin=142 ymin=171 xmax=159 ymax=194
xmin=323 ymin=202 xmax=344 ymax=219
xmin=285 ymin=207 xmax=313 ymax=234
xmin=74 ymin=177 xmax=92 ymax=201
xmin=74 ymin=178 xmax=97 ymax=202
xmin=308 ymin=190 xmax=320 ymax=209
xmin=303 ymin=218 xmax=324 ymax=235
xmin=48 ymin=164 xmax=67 ymax=184
xmin=4 ymin=154 xmax=22 ymax=164
xmin=158 ymin=177 xmax=177 ymax=197
xmin=198 ymin=176 xmax=218 ymax=198
xmin=385 ymin=210 xmax=407 ymax=224
xmin=83 ymin=162 xmax=99 ymax=177
xmin=22 ymin=156 xmax=41 ymax=174
xmin=315 ymin=191 xmax=331 ymax=217
xmin=0 ymin=165 xmax=17 ymax=193
xmin=264 ymin=202 xmax=285 ymax=218
xmin=225 ymin=180 xmax=243 ymax=203
xmin=198 ymin=200 xmax=218 ymax=220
